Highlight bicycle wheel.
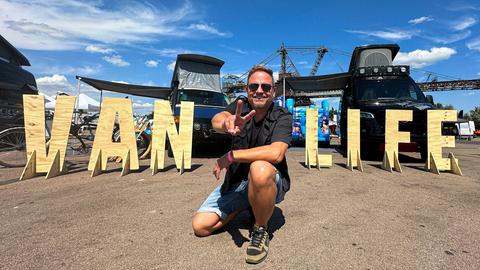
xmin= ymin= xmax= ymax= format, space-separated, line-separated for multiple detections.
xmin=137 ymin=131 xmax=151 ymax=159
xmin=112 ymin=130 xmax=151 ymax=159
xmin=0 ymin=127 xmax=27 ymax=168
xmin=69 ymin=123 xmax=97 ymax=155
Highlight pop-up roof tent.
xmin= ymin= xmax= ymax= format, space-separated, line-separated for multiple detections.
xmin=170 ymin=54 xmax=224 ymax=93
xmin=76 ymin=54 xmax=225 ymax=100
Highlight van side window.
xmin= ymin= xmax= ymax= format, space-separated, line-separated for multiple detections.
xmin=408 ymin=86 xmax=417 ymax=100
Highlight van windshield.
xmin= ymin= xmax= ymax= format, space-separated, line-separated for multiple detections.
xmin=355 ymin=77 xmax=426 ymax=102
xmin=178 ymin=89 xmax=230 ymax=106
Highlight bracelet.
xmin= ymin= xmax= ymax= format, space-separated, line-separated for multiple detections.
xmin=227 ymin=150 xmax=235 ymax=163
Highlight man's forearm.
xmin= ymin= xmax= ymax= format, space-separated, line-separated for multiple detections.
xmin=231 ymin=143 xmax=287 ymax=164
xmin=211 ymin=111 xmax=231 ymax=133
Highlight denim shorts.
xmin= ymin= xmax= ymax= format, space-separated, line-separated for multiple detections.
xmin=197 ymin=170 xmax=286 ymax=220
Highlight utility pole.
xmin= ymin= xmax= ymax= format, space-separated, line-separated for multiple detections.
xmin=279 ymin=43 xmax=287 ymax=107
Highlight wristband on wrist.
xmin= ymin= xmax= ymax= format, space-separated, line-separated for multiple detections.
xmin=227 ymin=150 xmax=235 ymax=163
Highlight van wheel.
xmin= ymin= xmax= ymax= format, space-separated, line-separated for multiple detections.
xmin=361 ymin=144 xmax=382 ymax=161
xmin=340 ymin=135 xmax=346 ymax=148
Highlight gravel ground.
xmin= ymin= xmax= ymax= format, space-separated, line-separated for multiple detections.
xmin=0 ymin=141 xmax=479 ymax=270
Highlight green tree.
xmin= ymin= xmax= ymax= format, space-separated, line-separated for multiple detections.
xmin=465 ymin=107 xmax=480 ymax=130
xmin=435 ymin=103 xmax=455 ymax=110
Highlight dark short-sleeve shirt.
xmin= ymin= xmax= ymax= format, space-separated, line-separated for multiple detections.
xmin=222 ymin=96 xmax=292 ymax=194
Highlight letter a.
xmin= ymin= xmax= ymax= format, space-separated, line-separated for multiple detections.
xmin=88 ymin=98 xmax=139 ymax=176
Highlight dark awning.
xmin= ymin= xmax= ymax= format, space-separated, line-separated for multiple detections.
xmin=76 ymin=76 xmax=171 ymax=99
xmin=283 ymin=72 xmax=350 ymax=97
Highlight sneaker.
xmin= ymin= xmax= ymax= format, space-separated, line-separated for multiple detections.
xmin=245 ymin=225 xmax=269 ymax=264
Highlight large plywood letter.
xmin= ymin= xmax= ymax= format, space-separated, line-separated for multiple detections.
xmin=425 ymin=110 xmax=462 ymax=175
xmin=88 ymin=98 xmax=139 ymax=176
xmin=346 ymin=109 xmax=363 ymax=172
xmin=305 ymin=108 xmax=331 ymax=169
xmin=382 ymin=110 xmax=412 ymax=173
xmin=150 ymin=100 xmax=194 ymax=175
xmin=20 ymin=95 xmax=76 ymax=180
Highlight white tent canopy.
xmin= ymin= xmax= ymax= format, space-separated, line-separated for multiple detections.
xmin=42 ymin=93 xmax=100 ymax=111
xmin=76 ymin=93 xmax=100 ymax=111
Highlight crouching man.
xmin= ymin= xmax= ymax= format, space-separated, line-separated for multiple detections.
xmin=192 ymin=65 xmax=292 ymax=264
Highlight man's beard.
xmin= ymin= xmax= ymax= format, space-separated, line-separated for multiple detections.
xmin=250 ymin=97 xmax=272 ymax=110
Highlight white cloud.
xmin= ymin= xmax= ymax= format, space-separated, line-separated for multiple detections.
xmin=393 ymin=47 xmax=456 ymax=68
xmin=35 ymin=74 xmax=102 ymax=97
xmin=76 ymin=66 xmax=97 ymax=75
xmin=346 ymin=30 xmax=415 ymax=41
xmin=145 ymin=60 xmax=159 ymax=67
xmin=167 ymin=61 xmax=176 ymax=71
xmin=0 ymin=1 xmax=228 ymax=51
xmin=451 ymin=17 xmax=477 ymax=31
xmin=466 ymin=38 xmax=480 ymax=51
xmin=408 ymin=16 xmax=433 ymax=25
xmin=133 ymin=102 xmax=153 ymax=108
xmin=112 ymin=80 xmax=129 ymax=84
xmin=36 ymin=74 xmax=75 ymax=95
xmin=446 ymin=3 xmax=480 ymax=11
xmin=297 ymin=61 xmax=308 ymax=65
xmin=37 ymin=74 xmax=69 ymax=85
xmin=152 ymin=48 xmax=205 ymax=57
xmin=425 ymin=31 xmax=471 ymax=44
xmin=142 ymin=81 xmax=155 ymax=86
xmin=187 ymin=23 xmax=230 ymax=37
xmin=28 ymin=64 xmax=101 ymax=76
xmin=85 ymin=45 xmax=115 ymax=54
xmin=220 ymin=44 xmax=247 ymax=55
xmin=272 ymin=71 xmax=279 ymax=81
xmin=102 ymin=55 xmax=130 ymax=67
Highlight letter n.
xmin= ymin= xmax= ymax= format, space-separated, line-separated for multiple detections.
xmin=150 ymin=100 xmax=193 ymax=174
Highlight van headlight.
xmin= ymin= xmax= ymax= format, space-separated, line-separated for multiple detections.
xmin=194 ymin=122 xmax=201 ymax=131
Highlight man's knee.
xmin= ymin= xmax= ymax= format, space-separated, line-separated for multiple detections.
xmin=191 ymin=213 xmax=217 ymax=237
xmin=249 ymin=160 xmax=276 ymax=188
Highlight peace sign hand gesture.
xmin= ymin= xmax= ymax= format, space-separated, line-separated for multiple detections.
xmin=222 ymin=100 xmax=256 ymax=136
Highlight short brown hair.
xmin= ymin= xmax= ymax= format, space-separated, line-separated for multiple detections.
xmin=247 ymin=65 xmax=274 ymax=84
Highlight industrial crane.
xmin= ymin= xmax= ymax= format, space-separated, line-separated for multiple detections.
xmin=223 ymin=44 xmax=329 ymax=94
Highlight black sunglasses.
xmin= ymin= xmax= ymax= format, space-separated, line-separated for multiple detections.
xmin=247 ymin=83 xmax=273 ymax=92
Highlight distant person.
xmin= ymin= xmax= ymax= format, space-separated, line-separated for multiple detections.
xmin=192 ymin=65 xmax=292 ymax=264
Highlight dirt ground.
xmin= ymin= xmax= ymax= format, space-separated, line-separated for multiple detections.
xmin=1 ymin=141 xmax=479 ymax=270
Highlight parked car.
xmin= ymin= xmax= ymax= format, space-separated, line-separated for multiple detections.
xmin=0 ymin=35 xmax=38 ymax=131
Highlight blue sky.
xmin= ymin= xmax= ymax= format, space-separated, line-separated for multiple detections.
xmin=2 ymin=0 xmax=479 ymax=113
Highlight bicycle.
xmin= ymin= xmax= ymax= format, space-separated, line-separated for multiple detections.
xmin=0 ymin=126 xmax=27 ymax=167
xmin=111 ymin=115 xmax=152 ymax=160
xmin=0 ymin=112 xmax=97 ymax=168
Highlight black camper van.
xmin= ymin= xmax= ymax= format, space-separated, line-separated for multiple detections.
xmin=78 ymin=54 xmax=232 ymax=155
xmin=169 ymin=54 xmax=231 ymax=150
xmin=339 ymin=44 xmax=436 ymax=159
xmin=0 ymin=35 xmax=38 ymax=131
xmin=280 ymin=44 xmax=459 ymax=160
